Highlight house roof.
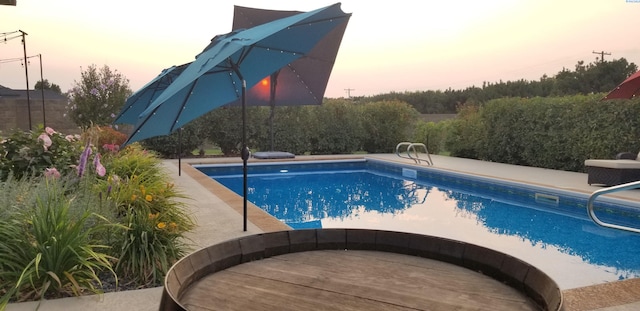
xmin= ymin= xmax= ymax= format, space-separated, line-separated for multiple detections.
xmin=0 ymin=84 xmax=66 ymax=100
xmin=0 ymin=85 xmax=20 ymax=97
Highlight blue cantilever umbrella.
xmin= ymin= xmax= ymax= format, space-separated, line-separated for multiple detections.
xmin=124 ymin=3 xmax=351 ymax=230
xmin=114 ymin=63 xmax=189 ymax=124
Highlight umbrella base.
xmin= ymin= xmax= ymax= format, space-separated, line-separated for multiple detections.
xmin=252 ymin=151 xmax=295 ymax=159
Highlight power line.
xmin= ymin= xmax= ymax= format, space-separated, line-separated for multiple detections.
xmin=0 ymin=54 xmax=42 ymax=64
xmin=1 ymin=31 xmax=21 ymax=44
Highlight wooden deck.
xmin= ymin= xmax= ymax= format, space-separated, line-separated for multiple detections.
xmin=179 ymin=250 xmax=540 ymax=311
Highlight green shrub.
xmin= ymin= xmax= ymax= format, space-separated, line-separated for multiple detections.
xmin=413 ymin=120 xmax=449 ymax=155
xmin=308 ymin=101 xmax=365 ymax=154
xmin=360 ymin=100 xmax=420 ymax=153
xmin=0 ymin=175 xmax=118 ymax=306
xmin=139 ymin=122 xmax=205 ymax=158
xmin=202 ymin=106 xmax=269 ymax=156
xmin=444 ymin=103 xmax=486 ymax=159
xmin=254 ymin=106 xmax=311 ymax=154
xmin=443 ymin=95 xmax=640 ymax=172
xmin=0 ymin=126 xmax=84 ymax=181
xmin=97 ymin=144 xmax=194 ymax=286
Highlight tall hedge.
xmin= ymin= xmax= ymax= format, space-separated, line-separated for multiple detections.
xmin=445 ymin=94 xmax=640 ymax=172
xmin=360 ymin=100 xmax=420 ymax=153
xmin=308 ymin=100 xmax=366 ymax=154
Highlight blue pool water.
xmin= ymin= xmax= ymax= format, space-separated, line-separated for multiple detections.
xmin=196 ymin=159 xmax=640 ymax=289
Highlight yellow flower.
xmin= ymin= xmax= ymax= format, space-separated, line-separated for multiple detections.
xmin=148 ymin=212 xmax=159 ymax=220
xmin=157 ymin=222 xmax=166 ymax=229
xmin=145 ymin=194 xmax=153 ymax=202
xmin=140 ymin=185 xmax=146 ymax=195
xmin=131 ymin=194 xmax=137 ymax=201
xmin=168 ymin=222 xmax=178 ymax=231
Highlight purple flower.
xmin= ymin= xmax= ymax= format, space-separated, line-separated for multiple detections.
xmin=90 ymin=88 xmax=99 ymax=96
xmin=77 ymin=144 xmax=92 ymax=177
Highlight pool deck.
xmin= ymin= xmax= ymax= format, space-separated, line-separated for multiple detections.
xmin=7 ymin=154 xmax=640 ymax=311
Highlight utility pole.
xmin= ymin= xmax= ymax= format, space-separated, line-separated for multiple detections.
xmin=592 ymin=50 xmax=611 ymax=63
xmin=39 ymin=54 xmax=46 ymax=127
xmin=19 ymin=29 xmax=32 ymax=130
xmin=344 ymin=88 xmax=355 ymax=98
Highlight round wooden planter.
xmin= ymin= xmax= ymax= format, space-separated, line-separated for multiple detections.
xmin=160 ymin=229 xmax=562 ymax=311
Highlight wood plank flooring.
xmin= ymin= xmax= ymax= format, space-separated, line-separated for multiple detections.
xmin=179 ymin=250 xmax=541 ymax=311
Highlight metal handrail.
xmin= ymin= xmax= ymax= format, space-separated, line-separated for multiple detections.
xmin=395 ymin=142 xmax=433 ymax=165
xmin=587 ymin=180 xmax=640 ymax=233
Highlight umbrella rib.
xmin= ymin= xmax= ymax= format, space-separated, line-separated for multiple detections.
xmin=169 ymin=81 xmax=198 ymax=133
xmin=250 ymin=44 xmax=306 ymax=58
xmin=288 ymin=15 xmax=350 ymax=29
xmin=285 ymin=63 xmax=322 ymax=103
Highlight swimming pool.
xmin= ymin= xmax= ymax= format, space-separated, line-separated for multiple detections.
xmin=196 ymin=159 xmax=640 ymax=289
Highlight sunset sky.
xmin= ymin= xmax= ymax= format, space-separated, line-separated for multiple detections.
xmin=1 ymin=0 xmax=639 ymax=98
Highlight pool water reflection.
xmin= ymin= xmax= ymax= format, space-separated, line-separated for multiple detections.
xmin=199 ymin=160 xmax=640 ymax=289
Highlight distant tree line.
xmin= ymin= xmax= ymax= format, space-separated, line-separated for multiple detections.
xmin=360 ymin=58 xmax=638 ymax=114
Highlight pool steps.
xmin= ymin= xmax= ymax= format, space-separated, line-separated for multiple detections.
xmin=588 ymin=180 xmax=640 ymax=233
xmin=395 ymin=142 xmax=433 ymax=165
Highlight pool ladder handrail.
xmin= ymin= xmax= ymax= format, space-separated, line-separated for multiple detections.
xmin=587 ymin=180 xmax=640 ymax=233
xmin=395 ymin=142 xmax=433 ymax=165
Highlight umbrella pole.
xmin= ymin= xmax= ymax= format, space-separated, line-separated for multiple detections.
xmin=178 ymin=127 xmax=182 ymax=176
xmin=241 ymin=78 xmax=250 ymax=232
xmin=269 ymin=72 xmax=278 ymax=151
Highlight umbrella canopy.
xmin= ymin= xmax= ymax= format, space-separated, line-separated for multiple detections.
xmin=228 ymin=5 xmax=349 ymax=107
xmin=124 ymin=3 xmax=351 ymax=145
xmin=224 ymin=5 xmax=350 ymax=151
xmin=603 ymin=70 xmax=640 ymax=100
xmin=114 ymin=63 xmax=189 ymax=124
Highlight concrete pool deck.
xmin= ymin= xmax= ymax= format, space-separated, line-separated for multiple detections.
xmin=7 ymin=154 xmax=640 ymax=311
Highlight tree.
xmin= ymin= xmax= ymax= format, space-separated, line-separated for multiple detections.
xmin=553 ymin=58 xmax=637 ymax=95
xmin=34 ymin=79 xmax=62 ymax=94
xmin=66 ymin=64 xmax=132 ymax=129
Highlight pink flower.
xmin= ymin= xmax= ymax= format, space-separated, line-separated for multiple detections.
xmin=65 ymin=135 xmax=75 ymax=142
xmin=38 ymin=133 xmax=52 ymax=151
xmin=45 ymin=127 xmax=55 ymax=135
xmin=102 ymin=143 xmax=120 ymax=153
xmin=44 ymin=167 xmax=61 ymax=179
xmin=93 ymin=153 xmax=106 ymax=177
